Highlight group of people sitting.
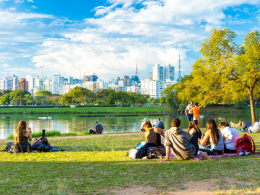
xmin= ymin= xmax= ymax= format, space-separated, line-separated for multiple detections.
xmin=141 ymin=118 xmax=241 ymax=160
xmin=6 ymin=120 xmax=52 ymax=153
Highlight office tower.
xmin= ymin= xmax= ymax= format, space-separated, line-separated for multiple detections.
xmin=17 ymin=78 xmax=28 ymax=91
xmin=153 ymin=64 xmax=164 ymax=81
xmin=164 ymin=64 xmax=175 ymax=81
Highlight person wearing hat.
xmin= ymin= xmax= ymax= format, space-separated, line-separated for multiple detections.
xmin=89 ymin=121 xmax=103 ymax=134
xmin=141 ymin=118 xmax=148 ymax=131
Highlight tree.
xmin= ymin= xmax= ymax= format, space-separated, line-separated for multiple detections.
xmin=175 ymin=29 xmax=260 ymax=124
xmin=36 ymin=90 xmax=52 ymax=96
xmin=9 ymin=90 xmax=30 ymax=105
xmin=161 ymin=84 xmax=180 ymax=109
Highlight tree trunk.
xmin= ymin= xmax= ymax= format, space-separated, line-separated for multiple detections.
xmin=249 ymin=92 xmax=256 ymax=125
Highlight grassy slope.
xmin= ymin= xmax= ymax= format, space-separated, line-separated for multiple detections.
xmin=0 ymin=106 xmax=170 ymax=114
xmin=1 ymin=128 xmax=260 ymax=194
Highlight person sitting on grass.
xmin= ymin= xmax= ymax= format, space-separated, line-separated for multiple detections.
xmin=89 ymin=121 xmax=103 ymax=134
xmin=218 ymin=121 xmax=240 ymax=153
xmin=141 ymin=118 xmax=148 ymax=131
xmin=199 ymin=119 xmax=224 ymax=155
xmin=32 ymin=137 xmax=52 ymax=151
xmin=164 ymin=118 xmax=197 ymax=160
xmin=187 ymin=120 xmax=203 ymax=143
xmin=143 ymin=121 xmax=166 ymax=156
xmin=7 ymin=120 xmax=32 ymax=153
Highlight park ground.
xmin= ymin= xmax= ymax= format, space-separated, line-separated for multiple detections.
xmin=1 ymin=128 xmax=260 ymax=194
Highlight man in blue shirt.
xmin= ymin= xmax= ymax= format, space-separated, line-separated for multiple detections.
xmin=89 ymin=121 xmax=103 ymax=134
xmin=156 ymin=118 xmax=163 ymax=129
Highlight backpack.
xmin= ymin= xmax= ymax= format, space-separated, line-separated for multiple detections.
xmin=35 ymin=143 xmax=51 ymax=152
xmin=161 ymin=122 xmax=165 ymax=130
xmin=235 ymin=134 xmax=255 ymax=154
xmin=146 ymin=147 xmax=160 ymax=159
xmin=129 ymin=141 xmax=148 ymax=159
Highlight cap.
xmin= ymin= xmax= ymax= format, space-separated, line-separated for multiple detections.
xmin=143 ymin=118 xmax=148 ymax=122
xmin=95 ymin=121 xmax=98 ymax=123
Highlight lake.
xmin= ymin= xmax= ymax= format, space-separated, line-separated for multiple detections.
xmin=0 ymin=113 xmax=253 ymax=139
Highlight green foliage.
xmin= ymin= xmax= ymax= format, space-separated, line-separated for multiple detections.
xmin=175 ymin=29 xmax=260 ymax=124
xmin=161 ymin=84 xmax=179 ymax=109
xmin=36 ymin=90 xmax=52 ymax=96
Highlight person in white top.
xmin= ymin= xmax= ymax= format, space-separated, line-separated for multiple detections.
xmin=185 ymin=101 xmax=194 ymax=122
xmin=241 ymin=118 xmax=260 ymax=133
xmin=218 ymin=121 xmax=240 ymax=153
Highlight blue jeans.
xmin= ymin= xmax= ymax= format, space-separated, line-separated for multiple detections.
xmin=89 ymin=129 xmax=96 ymax=134
xmin=243 ymin=122 xmax=251 ymax=133
xmin=199 ymin=144 xmax=223 ymax=155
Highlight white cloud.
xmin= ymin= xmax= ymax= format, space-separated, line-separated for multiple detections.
xmin=2 ymin=63 xmax=9 ymax=68
xmin=1 ymin=0 xmax=260 ymax=81
xmin=31 ymin=5 xmax=37 ymax=9
xmin=27 ymin=0 xmax=33 ymax=2
xmin=0 ymin=0 xmax=8 ymax=3
xmin=30 ymin=0 xmax=260 ymax=81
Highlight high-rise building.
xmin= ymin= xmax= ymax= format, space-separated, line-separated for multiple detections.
xmin=69 ymin=77 xmax=74 ymax=85
xmin=54 ymin=75 xmax=61 ymax=87
xmin=164 ymin=64 xmax=175 ymax=81
xmin=124 ymin=76 xmax=130 ymax=87
xmin=153 ymin=64 xmax=164 ymax=81
xmin=17 ymin=78 xmax=28 ymax=91
xmin=141 ymin=79 xmax=176 ymax=99
xmin=152 ymin=64 xmax=175 ymax=81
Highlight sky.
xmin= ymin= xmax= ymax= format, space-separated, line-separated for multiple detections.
xmin=0 ymin=0 xmax=260 ymax=82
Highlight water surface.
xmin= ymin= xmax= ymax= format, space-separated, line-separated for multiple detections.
xmin=0 ymin=113 xmax=252 ymax=139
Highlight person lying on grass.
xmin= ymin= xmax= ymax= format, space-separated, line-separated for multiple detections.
xmin=143 ymin=121 xmax=166 ymax=156
xmin=218 ymin=121 xmax=240 ymax=153
xmin=199 ymin=119 xmax=224 ymax=155
xmin=163 ymin=118 xmax=198 ymax=160
xmin=32 ymin=137 xmax=52 ymax=151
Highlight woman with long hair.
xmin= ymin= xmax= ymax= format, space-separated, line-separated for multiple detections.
xmin=143 ymin=121 xmax=166 ymax=156
xmin=199 ymin=119 xmax=224 ymax=155
xmin=14 ymin=120 xmax=32 ymax=145
xmin=187 ymin=120 xmax=203 ymax=142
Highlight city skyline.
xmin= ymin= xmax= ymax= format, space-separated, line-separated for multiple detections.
xmin=1 ymin=1 xmax=260 ymax=81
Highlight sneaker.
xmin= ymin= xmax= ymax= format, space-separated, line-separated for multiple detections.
xmin=244 ymin=151 xmax=251 ymax=155
xmin=238 ymin=151 xmax=245 ymax=156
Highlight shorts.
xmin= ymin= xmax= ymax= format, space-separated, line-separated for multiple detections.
xmin=193 ymin=117 xmax=199 ymax=121
xmin=188 ymin=114 xmax=193 ymax=121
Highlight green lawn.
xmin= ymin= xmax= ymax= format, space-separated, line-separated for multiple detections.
xmin=0 ymin=106 xmax=171 ymax=115
xmin=1 ymin=129 xmax=260 ymax=194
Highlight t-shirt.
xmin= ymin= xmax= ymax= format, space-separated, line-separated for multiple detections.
xmin=156 ymin=121 xmax=163 ymax=128
xmin=193 ymin=107 xmax=200 ymax=118
xmin=210 ymin=132 xmax=224 ymax=150
xmin=95 ymin=124 xmax=103 ymax=134
xmin=221 ymin=127 xmax=240 ymax=150
xmin=249 ymin=122 xmax=260 ymax=133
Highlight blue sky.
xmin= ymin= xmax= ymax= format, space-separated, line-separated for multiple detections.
xmin=0 ymin=0 xmax=260 ymax=81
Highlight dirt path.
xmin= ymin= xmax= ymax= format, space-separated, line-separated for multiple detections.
xmin=0 ymin=132 xmax=144 ymax=143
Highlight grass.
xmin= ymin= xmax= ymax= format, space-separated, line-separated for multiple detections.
xmin=0 ymin=106 xmax=171 ymax=115
xmin=6 ymin=130 xmax=90 ymax=139
xmin=0 ymin=129 xmax=260 ymax=194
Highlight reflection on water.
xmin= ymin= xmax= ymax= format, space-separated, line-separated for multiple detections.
xmin=0 ymin=113 xmax=253 ymax=139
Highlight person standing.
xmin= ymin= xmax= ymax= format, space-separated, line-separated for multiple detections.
xmin=185 ymin=101 xmax=194 ymax=122
xmin=192 ymin=102 xmax=200 ymax=120
xmin=89 ymin=121 xmax=103 ymax=134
